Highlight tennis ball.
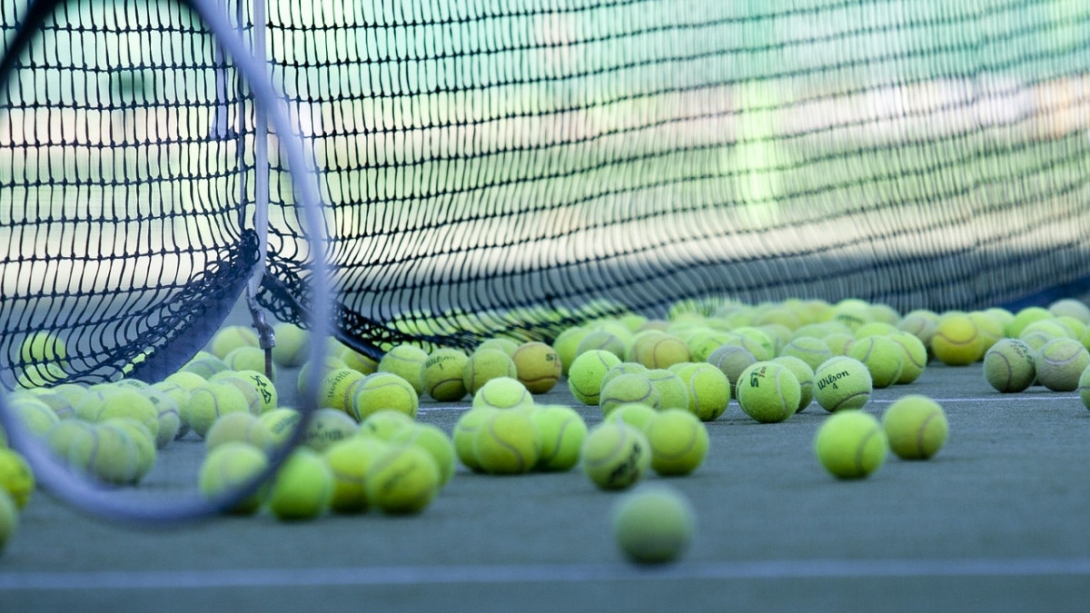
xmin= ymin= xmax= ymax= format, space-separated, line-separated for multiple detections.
xmin=477 ymin=338 xmax=520 ymax=357
xmin=531 ymin=405 xmax=587 ymax=472
xmin=643 ymin=409 xmax=709 ymax=476
xmin=96 ymin=390 xmax=160 ymax=439
xmin=511 ymin=342 xmax=563 ymax=393
xmin=10 ymin=397 xmax=59 ymax=437
xmin=209 ymin=372 xmax=264 ymax=415
xmin=627 ymin=330 xmax=665 ymax=363
xmin=205 ymin=412 xmax=274 ymax=452
xmin=582 ymin=422 xmax=651 ymax=490
xmin=897 ymin=310 xmax=939 ymax=346
xmin=422 ymin=348 xmax=469 ymax=401
xmin=822 ymin=333 xmax=856 ymax=357
xmin=1035 ymin=337 xmax=1090 ymax=392
xmin=68 ymin=425 xmax=140 ymax=485
xmin=297 ymin=355 xmax=349 ymax=396
xmin=687 ymin=331 xmax=732 ymax=363
xmin=968 ymin=312 xmax=1004 ymax=354
xmin=1078 ymin=366 xmax=1090 ymax=410
xmin=612 ymin=486 xmax=695 ymax=564
xmin=224 ymin=346 xmax=275 ymax=380
xmin=1050 ymin=298 xmax=1090 ymax=323
xmin=317 ymin=368 xmax=367 ymax=414
xmin=100 ymin=419 xmax=156 ymax=484
xmin=0 ymin=449 xmax=34 ymax=509
xmin=473 ymin=410 xmax=542 ymax=474
xmin=888 ymin=332 xmax=928 ymax=384
xmin=462 ymin=348 xmax=519 ymax=396
xmin=600 ymin=362 xmax=649 ymax=392
xmin=390 ymin=423 xmax=457 ymax=486
xmin=983 ymin=339 xmax=1037 ymax=393
xmin=198 ymin=442 xmax=269 ymax=514
xmin=181 ymin=355 xmax=231 ymax=379
xmin=770 ymin=356 xmax=814 ymax=413
xmin=854 ymin=322 xmax=898 ymax=339
xmin=779 ymin=337 xmax=833 ymax=371
xmin=260 ymin=407 xmax=303 ymax=451
xmin=735 ymin=362 xmax=800 ymax=423
xmin=575 ymin=330 xmax=626 ymax=360
xmin=357 ymin=410 xmax=416 ymax=441
xmin=0 ymin=489 xmax=17 ymax=553
xmin=848 ymin=336 xmax=905 ymax=388
xmin=365 ymin=444 xmax=441 ymax=514
xmin=1007 ymin=306 xmax=1053 ymax=338
xmin=882 ymin=395 xmax=949 ymax=460
xmin=707 ymin=344 xmax=757 ymax=395
xmin=552 ymin=327 xmax=591 ymax=375
xmin=378 ymin=344 xmax=429 ymax=395
xmin=231 ymin=370 xmax=277 ymax=414
xmin=606 ymin=403 xmax=660 ymax=430
xmin=19 ymin=331 xmax=67 ymax=365
xmin=567 ymin=350 xmax=622 ymax=405
xmin=30 ymin=391 xmax=74 ymax=422
xmin=209 ymin=325 xmax=258 ymax=359
xmin=635 ymin=334 xmax=691 ymax=369
xmin=267 ymin=448 xmax=334 ymax=521
xmin=349 ymin=372 xmax=420 ymax=421
xmin=340 ymin=346 xmax=379 ymax=375
xmin=45 ymin=420 xmax=94 ymax=463
xmin=271 ymin=322 xmax=310 ymax=367
xmin=600 ymin=373 xmax=661 ymax=417
xmin=673 ymin=363 xmax=731 ymax=421
xmin=814 ymin=357 xmax=873 ymax=412
xmin=300 ymin=408 xmax=360 ymax=452
xmin=472 ymin=377 xmax=534 ymax=411
xmin=643 ymin=369 xmax=689 ymax=411
xmin=187 ymin=382 xmax=249 ymax=439
xmin=138 ymin=389 xmax=182 ymax=448
xmin=323 ymin=437 xmax=389 ymax=513
xmin=452 ymin=408 xmax=498 ymax=472
xmin=814 ymin=410 xmax=888 ymax=479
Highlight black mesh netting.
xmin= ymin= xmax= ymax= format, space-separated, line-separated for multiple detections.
xmin=4 ymin=0 xmax=1090 ymax=382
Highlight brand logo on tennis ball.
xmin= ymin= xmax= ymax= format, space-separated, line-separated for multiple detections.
xmin=425 ymin=355 xmax=454 ymax=369
xmin=749 ymin=365 xmax=768 ymax=387
xmin=609 ymin=442 xmax=644 ymax=484
xmin=816 ymin=371 xmax=850 ymax=390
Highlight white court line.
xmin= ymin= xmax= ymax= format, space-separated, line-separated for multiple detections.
xmin=2 ymin=557 xmax=1090 ymax=591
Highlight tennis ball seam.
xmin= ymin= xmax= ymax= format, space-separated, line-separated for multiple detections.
xmin=539 ymin=417 xmax=575 ymax=465
xmin=855 ymin=426 xmax=881 ymax=475
xmin=485 ymin=417 xmax=529 ymax=473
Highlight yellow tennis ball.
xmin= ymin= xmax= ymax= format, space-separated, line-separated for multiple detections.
xmin=779 ymin=337 xmax=833 ymax=371
xmin=473 ymin=410 xmax=541 ymax=474
xmin=390 ymin=423 xmax=457 ymax=486
xmin=347 ymin=373 xmax=420 ymax=421
xmin=1035 ymin=337 xmax=1090 ymax=392
xmin=26 ymin=391 xmax=73 ymax=423
xmin=932 ymin=314 xmax=983 ymax=366
xmin=822 ymin=333 xmax=856 ymax=357
xmin=297 ymin=356 xmax=349 ymax=396
xmin=530 ymin=405 xmax=587 ymax=472
xmin=340 ymin=346 xmax=379 ymax=375
xmin=271 ymin=322 xmax=310 ymax=367
xmin=357 ymin=410 xmax=416 ymax=441
xmin=983 ymin=338 xmax=1037 ymax=393
xmin=229 ymin=370 xmax=278 ymax=414
xmin=0 ymin=489 xmax=17 ymax=553
xmin=378 ymin=344 xmax=428 ymax=395
xmin=599 ymin=362 xmax=648 ymax=395
xmin=462 ymin=348 xmax=518 ymax=396
xmin=581 ymin=422 xmax=651 ymax=490
xmin=477 ymin=338 xmax=520 ymax=357
xmin=45 ymin=420 xmax=94 ymax=464
xmin=317 ymin=368 xmax=366 ymax=413
xmin=139 ymin=388 xmax=182 ymax=448
xmin=224 ymin=346 xmax=276 ymax=381
xmin=707 ymin=344 xmax=757 ymax=396
xmin=452 ymin=408 xmax=498 ymax=472
xmin=186 ymin=382 xmax=249 ymax=439
xmin=670 ymin=363 xmax=730 ymax=421
xmin=68 ymin=424 xmax=140 ymax=485
xmin=511 ymin=342 xmax=563 ymax=394
xmin=606 ymin=403 xmax=660 ymax=431
xmin=472 ymin=377 xmax=533 ymax=411
xmin=267 ymin=448 xmax=334 ymax=521
xmin=96 ymin=390 xmax=160 ymax=439
xmin=422 ymin=348 xmax=469 ymax=401
xmin=180 ymin=355 xmax=231 ymax=379
xmin=575 ymin=330 xmax=626 ymax=360
xmin=198 ymin=442 xmax=269 ymax=515
xmin=1079 ymin=367 xmax=1090 ymax=410
xmin=636 ymin=334 xmax=691 ymax=369
xmin=814 ymin=357 xmax=873 ymax=412
xmin=298 ymin=408 xmax=359 ymax=452
xmin=209 ymin=325 xmax=259 ymax=360
xmin=643 ymin=369 xmax=689 ymax=411
xmin=600 ymin=373 xmax=661 ymax=417
xmin=567 ymin=350 xmax=623 ymax=405
xmin=209 ymin=372 xmax=265 ymax=415
xmin=260 ymin=407 xmax=303 ymax=451
xmin=735 ymin=362 xmax=800 ymax=423
xmin=888 ymin=332 xmax=928 ymax=385
xmin=19 ymin=331 xmax=67 ymax=364
xmin=323 ymin=437 xmax=389 ymax=514
xmin=769 ymin=356 xmax=814 ymax=413
xmin=897 ymin=310 xmax=939 ymax=347
xmin=100 ymin=419 xmax=156 ymax=484
xmin=643 ymin=409 xmax=709 ymax=476
xmin=848 ymin=336 xmax=905 ymax=389
xmin=814 ymin=410 xmax=888 ymax=479
xmin=1007 ymin=306 xmax=1053 ymax=338
xmin=968 ymin=312 xmax=1004 ymax=354
xmin=365 ymin=444 xmax=440 ymax=515
xmin=552 ymin=327 xmax=591 ymax=375
xmin=205 ymin=412 xmax=274 ymax=453
xmin=0 ymin=449 xmax=34 ymax=509
xmin=882 ymin=395 xmax=949 ymax=460
xmin=9 ymin=397 xmax=59 ymax=437
xmin=612 ymin=486 xmax=695 ymax=564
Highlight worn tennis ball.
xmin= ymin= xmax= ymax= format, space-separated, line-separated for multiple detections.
xmin=9 ymin=397 xmax=59 ymax=437
xmin=390 ymin=423 xmax=457 ymax=486
xmin=882 ymin=395 xmax=949 ymax=460
xmin=209 ymin=372 xmax=265 ymax=415
xmin=779 ymin=337 xmax=833 ymax=371
xmin=606 ymin=403 xmax=660 ymax=431
xmin=349 ymin=372 xmax=420 ymax=421
xmin=673 ymin=363 xmax=731 ymax=421
xmin=814 ymin=356 xmax=873 ymax=412
xmin=209 ymin=325 xmax=258 ymax=360
xmin=473 ymin=410 xmax=541 ymax=474
xmin=575 ymin=330 xmax=627 ymax=360
xmin=28 ymin=391 xmax=74 ymax=422
xmin=1035 ymin=337 xmax=1090 ymax=392
xmin=687 ymin=331 xmax=732 ymax=363
xmin=472 ymin=377 xmax=534 ymax=411
xmin=317 ymin=368 xmax=367 ymax=414
xmin=612 ymin=486 xmax=695 ymax=564
xmin=357 ymin=410 xmax=416 ymax=441
xmin=340 ymin=346 xmax=379 ymax=375
xmin=1078 ymin=366 xmax=1090 ymax=410
xmin=814 ymin=410 xmax=889 ymax=479
xmin=932 ymin=314 xmax=983 ymax=365
xmin=983 ymin=339 xmax=1037 ymax=393
xmin=301 ymin=408 xmax=360 ymax=452
xmin=322 ymin=437 xmax=389 ymax=514
xmin=422 ymin=348 xmax=469 ymax=401
xmin=887 ymin=332 xmax=928 ymax=385
xmin=600 ymin=373 xmax=661 ymax=417
xmin=452 ymin=408 xmax=498 ymax=472
xmin=378 ymin=344 xmax=429 ymax=395
xmin=600 ymin=362 xmax=649 ymax=392
xmin=582 ymin=422 xmax=651 ymax=490
xmin=707 ymin=344 xmax=757 ymax=396
xmin=643 ymin=409 xmax=709 ymax=476
xmin=297 ymin=355 xmax=349 ymax=396
xmin=462 ymin=348 xmax=519 ymax=396
xmin=224 ymin=346 xmax=276 ymax=381
xmin=186 ymin=382 xmax=249 ymax=439
xmin=205 ymin=412 xmax=274 ymax=453
xmin=553 ymin=327 xmax=591 ymax=376
xmin=511 ymin=342 xmax=563 ymax=394
xmin=477 ymin=338 xmax=520 ymax=357
xmin=770 ymin=356 xmax=815 ymax=413
xmin=635 ymin=334 xmax=691 ymax=369
xmin=198 ymin=442 xmax=269 ymax=515
xmin=45 ymin=420 xmax=94 ymax=464
xmin=99 ymin=419 xmax=156 ymax=484
xmin=0 ymin=489 xmax=17 ymax=553
xmin=260 ymin=407 xmax=303 ymax=451
xmin=229 ymin=370 xmax=278 ymax=415
xmin=567 ymin=350 xmax=623 ymax=405
xmin=181 ymin=355 xmax=231 ymax=379
xmin=96 ymin=390 xmax=160 ymax=439
xmin=897 ymin=310 xmax=939 ymax=347
xmin=968 ymin=312 xmax=1004 ymax=355
xmin=848 ymin=336 xmax=905 ymax=388
xmin=735 ymin=362 xmax=801 ymax=423
xmin=68 ymin=424 xmax=140 ymax=485
xmin=642 ymin=369 xmax=687 ymax=411
xmin=365 ymin=444 xmax=440 ymax=515
xmin=267 ymin=448 xmax=334 ymax=521
xmin=0 ymin=449 xmax=34 ymax=509
xmin=138 ymin=388 xmax=182 ymax=448
xmin=531 ymin=405 xmax=588 ymax=472
xmin=270 ymin=322 xmax=310 ymax=367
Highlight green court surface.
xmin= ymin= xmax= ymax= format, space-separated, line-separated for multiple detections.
xmin=3 ymin=341 xmax=1090 ymax=612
